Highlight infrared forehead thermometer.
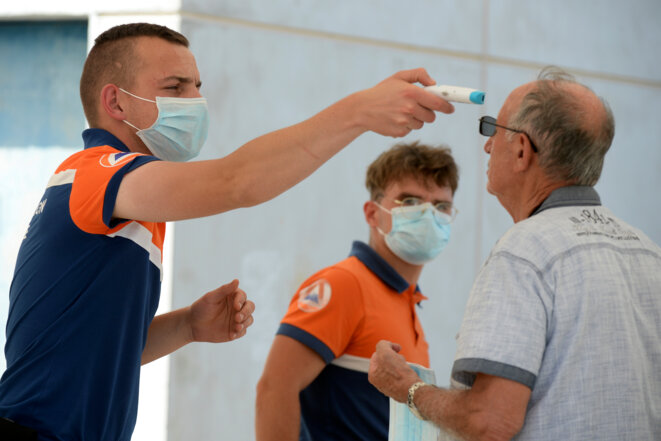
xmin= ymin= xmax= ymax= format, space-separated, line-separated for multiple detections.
xmin=425 ymin=85 xmax=485 ymax=104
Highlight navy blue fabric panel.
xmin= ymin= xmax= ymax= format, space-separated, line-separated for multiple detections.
xmin=82 ymin=128 xmax=130 ymax=152
xmin=277 ymin=323 xmax=335 ymax=363
xmin=299 ymin=364 xmax=389 ymax=441
xmin=350 ymin=241 xmax=410 ymax=293
xmin=103 ymin=155 xmax=161 ymax=227
xmin=0 ymin=173 xmax=161 ymax=441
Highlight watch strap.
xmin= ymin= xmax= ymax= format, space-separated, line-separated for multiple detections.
xmin=407 ymin=381 xmax=427 ymax=420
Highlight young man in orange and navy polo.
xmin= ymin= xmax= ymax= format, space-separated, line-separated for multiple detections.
xmin=256 ymin=142 xmax=460 ymax=441
xmin=0 ymin=22 xmax=454 ymax=440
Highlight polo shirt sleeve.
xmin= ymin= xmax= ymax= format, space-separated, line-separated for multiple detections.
xmin=278 ymin=266 xmax=365 ymax=363
xmin=60 ymin=148 xmax=159 ymax=234
xmin=451 ymin=251 xmax=549 ymax=390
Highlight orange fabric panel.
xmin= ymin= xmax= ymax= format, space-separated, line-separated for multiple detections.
xmin=282 ymin=256 xmax=430 ymax=367
xmin=281 ymin=264 xmax=364 ymax=358
xmin=54 ymin=146 xmax=165 ymax=255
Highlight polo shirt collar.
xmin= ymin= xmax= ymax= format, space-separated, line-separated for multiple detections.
xmin=349 ymin=241 xmax=420 ymax=294
xmin=82 ymin=128 xmax=131 ymax=152
xmin=531 ymin=185 xmax=601 ymax=217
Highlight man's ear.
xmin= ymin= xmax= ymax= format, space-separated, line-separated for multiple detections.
xmin=364 ymin=200 xmax=379 ymax=228
xmin=100 ymin=84 xmax=126 ymax=121
xmin=513 ymin=133 xmax=535 ymax=173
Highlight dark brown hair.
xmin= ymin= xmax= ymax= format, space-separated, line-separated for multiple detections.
xmin=79 ymin=23 xmax=189 ymax=126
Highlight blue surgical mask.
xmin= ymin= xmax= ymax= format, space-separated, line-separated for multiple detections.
xmin=388 ymin=364 xmax=441 ymax=441
xmin=120 ymin=88 xmax=209 ymax=162
xmin=377 ymin=202 xmax=451 ymax=265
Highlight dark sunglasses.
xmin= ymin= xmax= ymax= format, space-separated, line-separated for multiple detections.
xmin=479 ymin=116 xmax=538 ymax=153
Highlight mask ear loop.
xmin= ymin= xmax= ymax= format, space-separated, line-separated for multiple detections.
xmin=119 ymin=88 xmax=156 ymax=103
xmin=372 ymin=201 xmax=391 ymax=237
xmin=122 ymin=119 xmax=142 ymax=132
xmin=373 ymin=201 xmax=392 ymax=214
xmin=119 ymin=88 xmax=157 ymax=132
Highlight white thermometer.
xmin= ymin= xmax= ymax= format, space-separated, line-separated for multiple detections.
xmin=425 ymin=85 xmax=485 ymax=104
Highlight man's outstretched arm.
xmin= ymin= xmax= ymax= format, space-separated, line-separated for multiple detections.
xmin=114 ymin=68 xmax=454 ymax=222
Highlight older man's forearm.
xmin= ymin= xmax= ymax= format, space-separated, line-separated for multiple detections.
xmin=413 ymin=385 xmax=522 ymax=441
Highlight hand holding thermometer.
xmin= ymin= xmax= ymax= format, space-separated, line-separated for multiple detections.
xmin=424 ymin=85 xmax=485 ymax=105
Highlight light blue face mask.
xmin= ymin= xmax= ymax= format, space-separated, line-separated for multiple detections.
xmin=388 ymin=364 xmax=440 ymax=441
xmin=377 ymin=202 xmax=451 ymax=265
xmin=120 ymin=88 xmax=209 ymax=162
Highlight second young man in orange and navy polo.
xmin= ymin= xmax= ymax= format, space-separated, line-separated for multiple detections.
xmin=256 ymin=141 xmax=460 ymax=441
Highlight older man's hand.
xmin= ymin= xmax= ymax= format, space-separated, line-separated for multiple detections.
xmin=368 ymin=340 xmax=422 ymax=403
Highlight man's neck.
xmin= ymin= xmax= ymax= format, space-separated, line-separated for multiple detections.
xmin=368 ymin=237 xmax=423 ymax=287
xmin=99 ymin=120 xmax=152 ymax=155
xmin=508 ymin=174 xmax=571 ymax=223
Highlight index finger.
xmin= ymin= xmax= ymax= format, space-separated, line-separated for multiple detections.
xmin=237 ymin=298 xmax=255 ymax=316
xmin=414 ymin=87 xmax=455 ymax=114
xmin=233 ymin=288 xmax=247 ymax=310
xmin=204 ymin=279 xmax=240 ymax=304
xmin=393 ymin=67 xmax=436 ymax=87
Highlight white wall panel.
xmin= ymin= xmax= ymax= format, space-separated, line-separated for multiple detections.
xmin=168 ymin=3 xmax=661 ymax=439
xmin=182 ymin=0 xmax=485 ymax=54
xmin=488 ymin=0 xmax=661 ymax=82
xmin=1 ymin=1 xmax=660 ymax=440
xmin=1 ymin=0 xmax=180 ymax=17
xmin=168 ymin=16 xmax=487 ymax=439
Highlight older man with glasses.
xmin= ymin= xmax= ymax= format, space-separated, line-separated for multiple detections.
xmin=369 ymin=66 xmax=661 ymax=441
xmin=479 ymin=115 xmax=539 ymax=153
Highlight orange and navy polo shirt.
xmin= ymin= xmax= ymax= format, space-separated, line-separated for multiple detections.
xmin=0 ymin=128 xmax=163 ymax=441
xmin=277 ymin=241 xmax=430 ymax=441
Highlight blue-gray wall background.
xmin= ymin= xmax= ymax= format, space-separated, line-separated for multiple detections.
xmin=0 ymin=20 xmax=87 ymax=146
xmin=0 ymin=19 xmax=86 ymax=373
xmin=1 ymin=2 xmax=660 ymax=440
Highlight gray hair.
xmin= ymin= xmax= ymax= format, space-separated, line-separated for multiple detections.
xmin=508 ymin=66 xmax=615 ymax=186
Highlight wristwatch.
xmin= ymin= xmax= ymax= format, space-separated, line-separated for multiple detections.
xmin=407 ymin=381 xmax=427 ymax=420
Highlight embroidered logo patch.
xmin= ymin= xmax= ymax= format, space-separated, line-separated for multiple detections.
xmin=297 ymin=279 xmax=332 ymax=312
xmin=99 ymin=152 xmax=141 ymax=168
